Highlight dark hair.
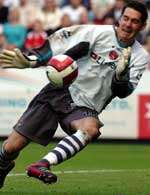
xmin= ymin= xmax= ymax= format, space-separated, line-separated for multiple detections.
xmin=121 ymin=0 xmax=148 ymax=23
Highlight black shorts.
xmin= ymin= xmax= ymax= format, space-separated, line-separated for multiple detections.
xmin=14 ymin=83 xmax=103 ymax=146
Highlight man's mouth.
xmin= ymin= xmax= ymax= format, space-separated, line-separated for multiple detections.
xmin=122 ymin=28 xmax=132 ymax=33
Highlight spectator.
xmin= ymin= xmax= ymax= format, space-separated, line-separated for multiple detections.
xmin=89 ymin=0 xmax=114 ymax=24
xmin=60 ymin=13 xmax=73 ymax=27
xmin=4 ymin=0 xmax=19 ymax=7
xmin=55 ymin=0 xmax=66 ymax=7
xmin=141 ymin=0 xmax=150 ymax=41
xmin=103 ymin=0 xmax=126 ymax=24
xmin=3 ymin=7 xmax=27 ymax=49
xmin=62 ymin=0 xmax=90 ymax=9
xmin=0 ymin=0 xmax=9 ymax=24
xmin=18 ymin=0 xmax=42 ymax=30
xmin=46 ymin=13 xmax=73 ymax=35
xmin=62 ymin=0 xmax=88 ymax=24
xmin=25 ymin=19 xmax=47 ymax=50
xmin=29 ymin=0 xmax=43 ymax=8
xmin=143 ymin=35 xmax=150 ymax=54
xmin=0 ymin=25 xmax=7 ymax=51
xmin=38 ymin=0 xmax=63 ymax=31
xmin=103 ymin=15 xmax=115 ymax=25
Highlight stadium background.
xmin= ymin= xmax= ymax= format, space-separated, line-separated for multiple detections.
xmin=0 ymin=0 xmax=149 ymax=140
xmin=0 ymin=0 xmax=150 ymax=194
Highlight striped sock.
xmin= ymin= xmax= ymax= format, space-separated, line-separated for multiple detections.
xmin=43 ymin=130 xmax=90 ymax=166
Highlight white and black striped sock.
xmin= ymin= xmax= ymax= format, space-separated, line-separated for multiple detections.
xmin=43 ymin=130 xmax=90 ymax=165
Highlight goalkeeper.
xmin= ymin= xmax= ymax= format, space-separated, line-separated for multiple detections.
xmin=0 ymin=0 xmax=149 ymax=187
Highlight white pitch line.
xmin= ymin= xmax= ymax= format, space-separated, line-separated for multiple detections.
xmin=8 ymin=169 xmax=150 ymax=177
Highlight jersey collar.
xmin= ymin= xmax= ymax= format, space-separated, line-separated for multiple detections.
xmin=113 ymin=25 xmax=135 ymax=48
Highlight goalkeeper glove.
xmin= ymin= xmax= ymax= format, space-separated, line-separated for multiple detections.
xmin=115 ymin=47 xmax=131 ymax=80
xmin=0 ymin=48 xmax=37 ymax=69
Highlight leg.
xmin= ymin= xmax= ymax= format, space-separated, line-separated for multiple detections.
xmin=3 ymin=129 xmax=30 ymax=154
xmin=0 ymin=84 xmax=60 ymax=188
xmin=26 ymin=87 xmax=102 ymax=184
xmin=26 ymin=116 xmax=101 ymax=184
xmin=42 ymin=117 xmax=101 ymax=164
xmin=0 ymin=129 xmax=30 ymax=188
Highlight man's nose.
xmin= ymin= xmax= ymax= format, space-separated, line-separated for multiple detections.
xmin=126 ymin=20 xmax=132 ymax=27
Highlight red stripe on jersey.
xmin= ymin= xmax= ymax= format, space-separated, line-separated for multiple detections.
xmin=63 ymin=69 xmax=78 ymax=85
xmin=48 ymin=56 xmax=74 ymax=72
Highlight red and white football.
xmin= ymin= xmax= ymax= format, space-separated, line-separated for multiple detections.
xmin=46 ymin=54 xmax=78 ymax=87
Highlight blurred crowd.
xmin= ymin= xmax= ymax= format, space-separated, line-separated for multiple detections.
xmin=0 ymin=0 xmax=149 ymax=54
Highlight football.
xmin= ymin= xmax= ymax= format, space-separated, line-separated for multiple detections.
xmin=46 ymin=54 xmax=78 ymax=87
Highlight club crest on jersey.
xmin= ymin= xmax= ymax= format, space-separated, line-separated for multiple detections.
xmin=109 ymin=50 xmax=119 ymax=60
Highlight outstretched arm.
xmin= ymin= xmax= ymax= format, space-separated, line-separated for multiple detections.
xmin=31 ymin=41 xmax=89 ymax=67
xmin=0 ymin=25 xmax=97 ymax=69
xmin=0 ymin=40 xmax=52 ymax=69
xmin=0 ymin=40 xmax=89 ymax=69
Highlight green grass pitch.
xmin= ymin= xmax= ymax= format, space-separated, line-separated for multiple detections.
xmin=0 ymin=141 xmax=150 ymax=195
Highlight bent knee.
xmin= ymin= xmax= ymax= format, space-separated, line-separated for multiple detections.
xmin=71 ymin=117 xmax=101 ymax=140
xmin=85 ymin=127 xmax=101 ymax=140
xmin=3 ymin=130 xmax=29 ymax=153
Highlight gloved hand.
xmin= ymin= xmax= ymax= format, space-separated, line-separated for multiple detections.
xmin=0 ymin=48 xmax=37 ymax=69
xmin=115 ymin=47 xmax=131 ymax=80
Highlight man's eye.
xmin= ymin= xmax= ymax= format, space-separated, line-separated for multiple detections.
xmin=123 ymin=16 xmax=128 ymax=21
xmin=132 ymin=19 xmax=140 ymax=24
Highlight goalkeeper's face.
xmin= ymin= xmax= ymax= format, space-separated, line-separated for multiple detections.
xmin=117 ymin=7 xmax=146 ymax=43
